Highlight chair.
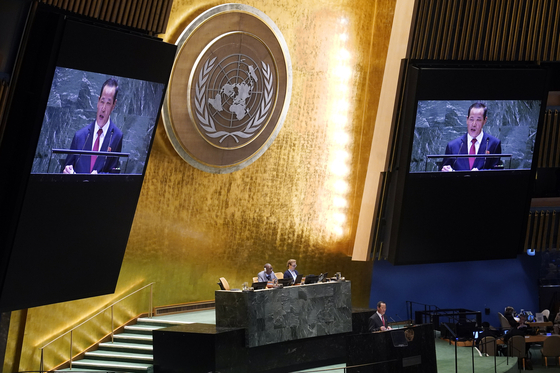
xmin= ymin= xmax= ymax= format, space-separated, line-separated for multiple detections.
xmin=252 ymin=276 xmax=258 ymax=283
xmin=479 ymin=336 xmax=497 ymax=356
xmin=541 ymin=335 xmax=560 ymax=367
xmin=498 ymin=312 xmax=511 ymax=331
xmin=508 ymin=335 xmax=527 ymax=370
xmin=275 ymin=272 xmax=284 ymax=279
xmin=542 ymin=309 xmax=551 ymax=321
xmin=219 ymin=277 xmax=230 ymax=290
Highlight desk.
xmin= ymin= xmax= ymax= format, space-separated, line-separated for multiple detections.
xmin=152 ymin=309 xmax=387 ymax=373
xmin=528 ymin=321 xmax=552 ymax=328
xmin=215 ymin=280 xmax=352 ymax=347
xmin=152 ymin=324 xmax=246 ymax=373
xmin=497 ymin=334 xmax=557 ymax=344
xmin=346 ymin=324 xmax=437 ymax=373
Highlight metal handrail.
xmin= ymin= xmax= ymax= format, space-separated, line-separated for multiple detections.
xmin=39 ymin=282 xmax=155 ymax=372
xmin=406 ymin=300 xmax=440 ymax=322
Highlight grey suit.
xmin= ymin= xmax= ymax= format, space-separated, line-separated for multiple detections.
xmin=257 ymin=271 xmax=277 ymax=282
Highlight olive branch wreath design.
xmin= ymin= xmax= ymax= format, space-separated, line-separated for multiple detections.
xmin=195 ymin=57 xmax=274 ymax=143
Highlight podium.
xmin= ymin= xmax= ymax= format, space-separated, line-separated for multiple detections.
xmin=48 ymin=148 xmax=130 ymax=173
xmin=345 ymin=324 xmax=437 ymax=373
xmin=215 ymin=281 xmax=352 ymax=347
xmin=424 ymin=153 xmax=512 ymax=172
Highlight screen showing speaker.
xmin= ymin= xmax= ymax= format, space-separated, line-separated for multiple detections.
xmin=0 ymin=4 xmax=176 ymax=311
xmin=32 ymin=67 xmax=165 ymax=175
xmin=380 ymin=63 xmax=548 ymax=265
xmin=409 ymin=99 xmax=542 ymax=173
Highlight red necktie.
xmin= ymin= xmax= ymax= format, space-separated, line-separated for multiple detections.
xmin=91 ymin=129 xmax=103 ymax=172
xmin=382 ymin=315 xmax=385 ymax=326
xmin=469 ymin=138 xmax=476 ymax=169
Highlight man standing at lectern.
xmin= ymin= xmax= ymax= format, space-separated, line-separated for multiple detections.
xmin=63 ymin=78 xmax=123 ymax=174
xmin=441 ymin=102 xmax=502 ymax=172
xmin=369 ymin=301 xmax=392 ymax=332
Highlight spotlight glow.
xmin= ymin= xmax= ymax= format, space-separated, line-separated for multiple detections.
xmin=330 ymin=161 xmax=350 ymax=176
xmin=338 ymin=48 xmax=350 ymax=60
xmin=333 ymin=180 xmax=349 ymax=193
xmin=334 ymin=66 xmax=352 ymax=80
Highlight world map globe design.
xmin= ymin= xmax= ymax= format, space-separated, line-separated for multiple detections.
xmin=205 ymin=54 xmax=266 ymax=130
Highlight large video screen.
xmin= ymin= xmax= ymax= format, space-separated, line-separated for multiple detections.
xmin=32 ymin=67 xmax=165 ymax=175
xmin=410 ymin=100 xmax=542 ymax=173
xmin=378 ymin=64 xmax=549 ymax=266
xmin=0 ymin=3 xmax=176 ymax=312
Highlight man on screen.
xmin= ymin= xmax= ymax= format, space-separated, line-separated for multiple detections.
xmin=441 ymin=102 xmax=502 ymax=172
xmin=63 ymin=78 xmax=123 ymax=174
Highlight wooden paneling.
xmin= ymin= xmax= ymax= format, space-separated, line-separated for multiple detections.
xmin=38 ymin=0 xmax=171 ymax=35
xmin=537 ymin=111 xmax=560 ymax=168
xmin=525 ymin=210 xmax=560 ymax=252
xmin=409 ymin=0 xmax=560 ymax=62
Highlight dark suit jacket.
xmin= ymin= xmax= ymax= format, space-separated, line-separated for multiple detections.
xmin=368 ymin=312 xmax=388 ymax=332
xmin=64 ymin=120 xmax=123 ymax=173
xmin=442 ymin=133 xmax=502 ymax=171
xmin=503 ymin=326 xmax=528 ymax=343
xmin=504 ymin=312 xmax=519 ymax=328
xmin=284 ymin=270 xmax=299 ymax=283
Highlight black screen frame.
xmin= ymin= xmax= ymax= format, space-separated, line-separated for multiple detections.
xmin=0 ymin=4 xmax=176 ymax=311
xmin=381 ymin=61 xmax=549 ymax=266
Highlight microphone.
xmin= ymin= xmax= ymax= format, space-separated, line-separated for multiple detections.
xmin=482 ymin=137 xmax=489 ymax=169
xmin=72 ymin=129 xmax=91 ymax=172
xmin=100 ymin=128 xmax=115 ymax=173
xmin=451 ymin=139 xmax=464 ymax=170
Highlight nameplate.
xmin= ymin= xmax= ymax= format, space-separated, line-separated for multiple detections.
xmin=402 ymin=355 xmax=422 ymax=367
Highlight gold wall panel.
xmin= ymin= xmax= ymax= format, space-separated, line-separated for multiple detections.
xmin=9 ymin=0 xmax=397 ymax=371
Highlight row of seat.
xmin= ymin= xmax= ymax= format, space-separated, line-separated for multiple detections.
xmin=490 ymin=309 xmax=557 ymax=368
xmin=218 ymin=274 xmax=286 ymax=290
xmin=217 ymin=273 xmax=286 ymax=291
xmin=480 ymin=334 xmax=560 ymax=368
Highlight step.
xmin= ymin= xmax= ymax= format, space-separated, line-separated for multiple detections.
xmin=54 ymin=369 xmax=109 ymax=372
xmin=71 ymin=358 xmax=152 ymax=372
xmin=122 ymin=325 xmax=161 ymax=335
xmin=137 ymin=317 xmax=195 ymax=327
xmin=85 ymin=349 xmax=153 ymax=363
xmin=98 ymin=341 xmax=153 ymax=354
xmin=113 ymin=333 xmax=153 ymax=345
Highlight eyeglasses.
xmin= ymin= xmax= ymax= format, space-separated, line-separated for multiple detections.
xmin=291 ymin=264 xmax=297 ymax=268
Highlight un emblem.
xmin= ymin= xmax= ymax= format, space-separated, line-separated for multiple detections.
xmin=163 ymin=5 xmax=292 ymax=173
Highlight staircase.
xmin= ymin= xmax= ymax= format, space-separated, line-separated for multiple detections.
xmin=56 ymin=317 xmax=193 ymax=372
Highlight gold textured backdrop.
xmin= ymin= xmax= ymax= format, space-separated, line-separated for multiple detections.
xmin=6 ymin=0 xmax=397 ymax=371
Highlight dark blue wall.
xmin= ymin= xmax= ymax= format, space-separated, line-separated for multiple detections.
xmin=369 ymin=254 xmax=541 ymax=328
